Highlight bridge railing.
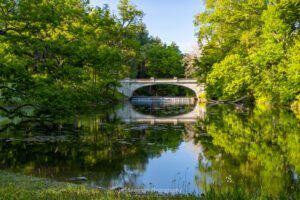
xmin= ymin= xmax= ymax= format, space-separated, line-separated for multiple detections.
xmin=119 ymin=78 xmax=198 ymax=83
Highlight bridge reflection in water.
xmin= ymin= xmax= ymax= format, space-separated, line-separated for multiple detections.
xmin=113 ymin=97 xmax=206 ymax=124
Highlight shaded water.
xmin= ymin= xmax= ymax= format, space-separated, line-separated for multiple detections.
xmin=0 ymin=99 xmax=299 ymax=196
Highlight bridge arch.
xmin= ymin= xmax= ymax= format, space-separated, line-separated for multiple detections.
xmin=131 ymin=83 xmax=197 ymax=97
xmin=117 ymin=78 xmax=205 ymax=98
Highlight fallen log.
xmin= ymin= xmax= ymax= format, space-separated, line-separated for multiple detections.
xmin=231 ymin=95 xmax=252 ymax=103
xmin=206 ymin=95 xmax=252 ymax=104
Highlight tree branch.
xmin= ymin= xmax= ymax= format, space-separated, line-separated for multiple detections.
xmin=231 ymin=95 xmax=252 ymax=103
xmin=0 ymin=106 xmax=9 ymax=113
xmin=0 ymin=85 xmax=27 ymax=95
xmin=0 ymin=104 xmax=39 ymax=114
xmin=11 ymin=104 xmax=38 ymax=113
xmin=0 ymin=86 xmax=12 ymax=90
xmin=0 ymin=27 xmax=17 ymax=36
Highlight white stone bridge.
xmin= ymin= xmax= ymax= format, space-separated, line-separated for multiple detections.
xmin=117 ymin=78 xmax=205 ymax=98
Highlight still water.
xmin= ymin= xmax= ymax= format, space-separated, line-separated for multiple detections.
xmin=0 ymin=99 xmax=299 ymax=196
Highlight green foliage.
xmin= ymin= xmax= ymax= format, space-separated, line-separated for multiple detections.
xmin=194 ymin=0 xmax=300 ymax=104
xmin=206 ymin=54 xmax=252 ymax=99
xmin=0 ymin=0 xmax=185 ymax=121
xmin=118 ymin=0 xmax=144 ymax=28
xmin=0 ymin=0 xmax=127 ymax=119
xmin=146 ymin=43 xmax=184 ymax=78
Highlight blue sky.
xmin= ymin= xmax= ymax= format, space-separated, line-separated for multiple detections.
xmin=89 ymin=0 xmax=205 ymax=53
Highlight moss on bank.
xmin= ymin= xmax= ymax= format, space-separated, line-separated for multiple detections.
xmin=0 ymin=171 xmax=298 ymax=200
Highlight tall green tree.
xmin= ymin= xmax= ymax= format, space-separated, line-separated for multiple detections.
xmin=194 ymin=0 xmax=300 ymax=105
xmin=0 ymin=0 xmax=91 ymax=118
xmin=145 ymin=42 xmax=184 ymax=78
xmin=0 ymin=0 xmax=148 ymax=123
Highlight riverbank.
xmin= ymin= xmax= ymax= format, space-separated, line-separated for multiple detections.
xmin=0 ymin=171 xmax=298 ymax=200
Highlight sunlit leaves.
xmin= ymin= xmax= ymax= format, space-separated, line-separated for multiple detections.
xmin=0 ymin=0 xmax=152 ymax=119
xmin=194 ymin=0 xmax=300 ymax=105
xmin=145 ymin=43 xmax=184 ymax=78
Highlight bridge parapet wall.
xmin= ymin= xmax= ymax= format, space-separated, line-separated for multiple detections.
xmin=119 ymin=78 xmax=197 ymax=82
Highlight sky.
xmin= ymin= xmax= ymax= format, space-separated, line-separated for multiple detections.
xmin=89 ymin=0 xmax=205 ymax=53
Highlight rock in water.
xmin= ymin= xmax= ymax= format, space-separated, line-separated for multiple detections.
xmin=70 ymin=177 xmax=88 ymax=181
xmin=111 ymin=186 xmax=123 ymax=191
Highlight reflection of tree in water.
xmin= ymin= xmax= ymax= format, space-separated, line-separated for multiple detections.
xmin=0 ymin=108 xmax=184 ymax=188
xmin=192 ymin=104 xmax=300 ymax=197
xmin=1 ymin=103 xmax=299 ymax=195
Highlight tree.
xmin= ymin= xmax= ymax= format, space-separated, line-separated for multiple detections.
xmin=145 ymin=43 xmax=184 ymax=78
xmin=0 ymin=0 xmax=150 ymax=124
xmin=182 ymin=45 xmax=202 ymax=78
xmin=194 ymin=0 xmax=300 ymax=105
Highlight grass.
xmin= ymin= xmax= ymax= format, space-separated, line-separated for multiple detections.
xmin=0 ymin=170 xmax=298 ymax=200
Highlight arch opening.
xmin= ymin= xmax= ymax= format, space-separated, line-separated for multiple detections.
xmin=132 ymin=84 xmax=197 ymax=97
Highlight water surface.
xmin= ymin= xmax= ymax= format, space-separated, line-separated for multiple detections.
xmin=0 ymin=99 xmax=299 ymax=196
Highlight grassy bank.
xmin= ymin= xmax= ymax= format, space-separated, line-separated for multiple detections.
xmin=0 ymin=171 xmax=298 ymax=200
